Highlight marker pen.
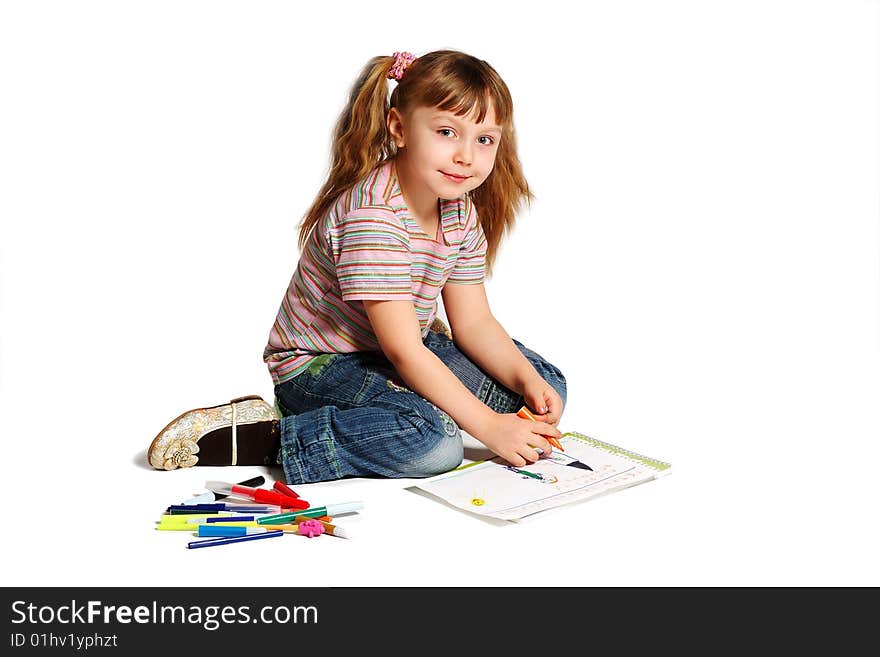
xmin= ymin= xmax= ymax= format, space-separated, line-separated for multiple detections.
xmin=517 ymin=406 xmax=565 ymax=452
xmin=205 ymin=481 xmax=310 ymax=509
xmin=197 ymin=525 xmax=280 ymax=538
xmin=258 ymin=501 xmax=363 ymax=525
xmin=294 ymin=515 xmax=350 ymax=539
xmin=272 ymin=481 xmax=300 ymax=499
xmin=183 ymin=476 xmax=266 ymax=505
xmin=220 ymin=504 xmax=281 ymax=514
xmin=187 ymin=531 xmax=282 ymax=549
xmin=167 ymin=504 xmax=226 ymax=513
xmin=204 ymin=515 xmax=255 ymax=523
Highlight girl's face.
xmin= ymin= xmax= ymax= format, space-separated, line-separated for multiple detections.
xmin=389 ymin=103 xmax=502 ymax=199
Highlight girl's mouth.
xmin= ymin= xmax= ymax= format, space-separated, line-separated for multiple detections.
xmin=441 ymin=171 xmax=470 ymax=183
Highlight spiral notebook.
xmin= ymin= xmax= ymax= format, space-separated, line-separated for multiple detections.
xmin=409 ymin=431 xmax=672 ymax=522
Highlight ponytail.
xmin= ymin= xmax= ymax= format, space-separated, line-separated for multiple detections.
xmin=298 ymin=56 xmax=396 ymax=249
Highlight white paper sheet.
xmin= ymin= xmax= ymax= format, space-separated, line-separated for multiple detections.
xmin=409 ymin=432 xmax=672 ymax=521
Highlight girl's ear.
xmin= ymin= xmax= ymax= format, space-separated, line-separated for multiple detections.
xmin=387 ymin=108 xmax=405 ymax=148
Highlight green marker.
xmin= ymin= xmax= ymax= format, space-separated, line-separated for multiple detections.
xmin=257 ymin=501 xmax=363 ymax=525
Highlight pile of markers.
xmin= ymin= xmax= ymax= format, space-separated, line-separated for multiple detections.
xmin=156 ymin=476 xmax=362 ymax=549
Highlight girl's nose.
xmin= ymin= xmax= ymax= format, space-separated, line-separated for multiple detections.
xmin=454 ymin=141 xmax=473 ymax=166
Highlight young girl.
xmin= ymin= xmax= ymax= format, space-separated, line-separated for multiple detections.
xmin=148 ymin=50 xmax=567 ymax=483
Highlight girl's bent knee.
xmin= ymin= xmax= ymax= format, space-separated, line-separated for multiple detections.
xmin=397 ymin=410 xmax=463 ymax=477
xmin=409 ymin=436 xmax=463 ymax=477
xmin=552 ymin=370 xmax=568 ymax=406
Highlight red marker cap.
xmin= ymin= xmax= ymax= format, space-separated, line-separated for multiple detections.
xmin=272 ymin=480 xmax=300 ymax=499
xmin=231 ymin=484 xmax=310 ymax=509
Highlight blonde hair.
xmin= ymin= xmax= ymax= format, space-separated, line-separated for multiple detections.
xmin=299 ymin=49 xmax=533 ymax=275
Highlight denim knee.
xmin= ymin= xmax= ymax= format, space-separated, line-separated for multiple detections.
xmin=548 ymin=368 xmax=567 ymax=407
xmin=393 ymin=407 xmax=463 ymax=478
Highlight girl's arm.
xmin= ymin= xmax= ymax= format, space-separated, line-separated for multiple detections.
xmin=441 ymin=283 xmax=564 ymax=425
xmin=363 ymin=299 xmax=560 ymax=467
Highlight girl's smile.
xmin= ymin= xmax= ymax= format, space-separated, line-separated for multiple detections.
xmin=440 ymin=170 xmax=472 ymax=183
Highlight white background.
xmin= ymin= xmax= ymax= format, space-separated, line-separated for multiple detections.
xmin=1 ymin=0 xmax=878 ymax=586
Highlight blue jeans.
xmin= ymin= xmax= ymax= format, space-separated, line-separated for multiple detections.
xmin=273 ymin=331 xmax=567 ymax=484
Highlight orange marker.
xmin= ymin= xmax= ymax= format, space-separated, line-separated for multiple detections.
xmin=517 ymin=406 xmax=564 ymax=452
xmin=294 ymin=515 xmax=350 ymax=539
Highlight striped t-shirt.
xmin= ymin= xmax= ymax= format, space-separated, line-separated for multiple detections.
xmin=264 ymin=159 xmax=487 ymax=385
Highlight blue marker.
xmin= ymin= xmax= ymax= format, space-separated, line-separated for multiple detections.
xmin=187 ymin=531 xmax=283 ymax=548
xmin=197 ymin=526 xmax=278 ymax=538
xmin=220 ymin=505 xmax=279 ymax=513
xmin=205 ymin=515 xmax=255 ymax=523
xmin=167 ymin=503 xmax=226 ymax=513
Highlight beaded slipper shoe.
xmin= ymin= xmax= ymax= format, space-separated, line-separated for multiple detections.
xmin=147 ymin=395 xmax=279 ymax=470
xmin=429 ymin=316 xmax=453 ymax=339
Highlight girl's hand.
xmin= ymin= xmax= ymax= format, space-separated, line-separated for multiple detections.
xmin=521 ymin=378 xmax=565 ymax=426
xmin=477 ymin=412 xmax=562 ymax=467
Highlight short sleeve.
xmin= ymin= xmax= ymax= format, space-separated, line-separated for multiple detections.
xmin=329 ymin=208 xmax=413 ymax=301
xmin=446 ymin=195 xmax=487 ymax=284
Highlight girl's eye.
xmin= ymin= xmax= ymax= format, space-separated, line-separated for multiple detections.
xmin=438 ymin=128 xmax=455 ymax=137
xmin=478 ymin=136 xmax=495 ymax=146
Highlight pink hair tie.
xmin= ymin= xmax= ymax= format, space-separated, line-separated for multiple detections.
xmin=388 ymin=51 xmax=416 ymax=81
